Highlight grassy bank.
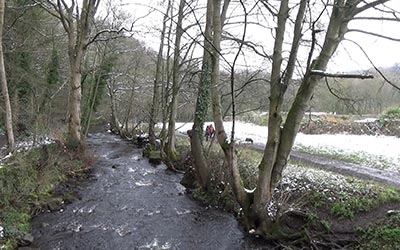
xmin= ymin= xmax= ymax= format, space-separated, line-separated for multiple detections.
xmin=176 ymin=138 xmax=400 ymax=249
xmin=0 ymin=141 xmax=94 ymax=249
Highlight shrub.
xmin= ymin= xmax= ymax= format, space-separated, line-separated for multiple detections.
xmin=380 ymin=107 xmax=400 ymax=122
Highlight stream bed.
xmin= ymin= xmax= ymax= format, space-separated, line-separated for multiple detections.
xmin=31 ymin=132 xmax=270 ymax=250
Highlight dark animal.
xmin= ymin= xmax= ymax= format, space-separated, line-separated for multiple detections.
xmin=245 ymin=138 xmax=253 ymax=144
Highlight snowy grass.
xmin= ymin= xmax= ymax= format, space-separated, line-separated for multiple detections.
xmin=294 ymin=144 xmax=396 ymax=172
xmin=281 ymin=164 xmax=400 ymax=218
xmin=0 ymin=136 xmax=55 ymax=168
xmin=175 ymin=121 xmax=400 ymax=172
xmin=236 ymin=147 xmax=400 ymax=218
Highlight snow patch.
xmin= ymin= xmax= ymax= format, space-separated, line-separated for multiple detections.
xmin=354 ymin=118 xmax=378 ymax=123
xmin=176 ymin=121 xmax=400 ymax=169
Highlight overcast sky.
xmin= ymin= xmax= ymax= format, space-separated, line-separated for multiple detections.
xmin=111 ymin=0 xmax=400 ymax=73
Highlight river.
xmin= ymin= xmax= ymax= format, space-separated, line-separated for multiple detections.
xmin=31 ymin=132 xmax=271 ymax=250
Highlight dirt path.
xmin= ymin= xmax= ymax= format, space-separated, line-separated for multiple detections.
xmin=249 ymin=144 xmax=400 ymax=188
xmin=31 ymin=132 xmax=270 ymax=250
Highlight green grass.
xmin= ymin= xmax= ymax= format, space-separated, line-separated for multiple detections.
xmin=0 ymin=142 xmax=92 ymax=249
xmin=278 ymin=163 xmax=400 ymax=218
xmin=380 ymin=107 xmax=400 ymax=122
xmin=237 ymin=148 xmax=262 ymax=189
xmin=328 ymin=187 xmax=399 ymax=218
xmin=176 ymin=137 xmax=400 ymax=247
xmin=356 ymin=214 xmax=400 ymax=250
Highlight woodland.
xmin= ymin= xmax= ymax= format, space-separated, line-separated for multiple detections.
xmin=1 ymin=0 xmax=400 ymax=249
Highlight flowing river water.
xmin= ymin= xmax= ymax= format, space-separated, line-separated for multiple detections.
xmin=31 ymin=132 xmax=271 ymax=250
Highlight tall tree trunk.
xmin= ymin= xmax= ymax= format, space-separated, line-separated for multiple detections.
xmin=0 ymin=0 xmax=15 ymax=150
xmin=209 ymin=0 xmax=248 ymax=209
xmin=149 ymin=0 xmax=171 ymax=145
xmin=190 ymin=0 xmax=214 ymax=189
xmin=159 ymin=7 xmax=174 ymax=146
xmin=107 ymin=83 xmax=119 ymax=133
xmin=57 ymin=0 xmax=99 ymax=147
xmin=251 ymin=0 xmax=358 ymax=236
xmin=166 ymin=0 xmax=185 ymax=160
xmin=253 ymin=0 xmax=290 ymax=220
xmin=67 ymin=50 xmax=84 ymax=146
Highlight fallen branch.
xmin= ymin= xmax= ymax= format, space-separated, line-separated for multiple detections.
xmin=310 ymin=70 xmax=374 ymax=79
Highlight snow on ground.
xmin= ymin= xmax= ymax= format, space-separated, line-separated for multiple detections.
xmin=354 ymin=118 xmax=379 ymax=123
xmin=176 ymin=121 xmax=400 ymax=170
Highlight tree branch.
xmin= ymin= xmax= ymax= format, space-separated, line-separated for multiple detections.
xmin=310 ymin=70 xmax=374 ymax=79
xmin=347 ymin=28 xmax=400 ymax=42
xmin=352 ymin=0 xmax=392 ymax=16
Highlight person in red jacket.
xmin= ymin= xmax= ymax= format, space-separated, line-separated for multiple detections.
xmin=205 ymin=124 xmax=215 ymax=141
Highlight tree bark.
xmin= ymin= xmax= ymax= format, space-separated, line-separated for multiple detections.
xmin=253 ymin=0 xmax=290 ymax=220
xmin=149 ymin=0 xmax=171 ymax=145
xmin=271 ymin=0 xmax=352 ymax=189
xmin=252 ymin=0 xmax=364 ymax=236
xmin=68 ymin=45 xmax=84 ymax=146
xmin=0 ymin=0 xmax=15 ymax=150
xmin=166 ymin=0 xmax=185 ymax=160
xmin=63 ymin=0 xmax=98 ymax=147
xmin=190 ymin=0 xmax=214 ymax=189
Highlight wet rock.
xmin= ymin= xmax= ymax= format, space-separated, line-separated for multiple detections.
xmin=18 ymin=234 xmax=34 ymax=247
xmin=63 ymin=193 xmax=80 ymax=204
xmin=47 ymin=198 xmax=63 ymax=212
xmin=67 ymin=223 xmax=83 ymax=232
xmin=180 ymin=166 xmax=197 ymax=189
xmin=387 ymin=210 xmax=400 ymax=216
xmin=18 ymin=247 xmax=39 ymax=250
xmin=116 ymin=225 xmax=131 ymax=237
xmin=41 ymin=222 xmax=50 ymax=228
xmin=148 ymin=151 xmax=162 ymax=165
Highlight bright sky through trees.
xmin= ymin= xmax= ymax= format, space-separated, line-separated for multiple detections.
xmin=113 ymin=0 xmax=400 ymax=72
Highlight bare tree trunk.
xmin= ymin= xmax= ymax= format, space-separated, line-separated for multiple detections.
xmin=270 ymin=0 xmax=351 ymax=189
xmin=166 ymin=0 xmax=185 ymax=160
xmin=253 ymin=0 xmax=290 ymax=220
xmin=149 ymin=0 xmax=171 ymax=145
xmin=0 ymin=0 xmax=15 ymax=150
xmin=190 ymin=0 xmax=214 ymax=189
xmin=107 ymin=83 xmax=119 ymax=133
xmin=84 ymin=65 xmax=102 ymax=137
xmin=209 ymin=0 xmax=248 ymax=209
xmin=251 ymin=0 xmax=364 ymax=236
xmin=159 ymin=3 xmax=175 ymax=146
xmin=68 ymin=49 xmax=84 ymax=146
xmin=38 ymin=0 xmax=100 ymax=147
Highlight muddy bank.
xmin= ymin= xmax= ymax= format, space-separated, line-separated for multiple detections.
xmin=31 ymin=132 xmax=271 ymax=250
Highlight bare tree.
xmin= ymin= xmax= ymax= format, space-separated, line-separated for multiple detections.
xmin=0 ymin=0 xmax=15 ymax=150
xmin=239 ymin=0 xmax=392 ymax=237
xmin=190 ymin=0 xmax=215 ymax=188
xmin=149 ymin=0 xmax=172 ymax=145
xmin=35 ymin=0 xmax=100 ymax=147
xmin=165 ymin=0 xmax=186 ymax=160
xmin=192 ymin=0 xmax=396 ymax=239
